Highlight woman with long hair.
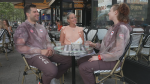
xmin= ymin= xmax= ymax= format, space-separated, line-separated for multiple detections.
xmin=3 ymin=19 xmax=12 ymax=35
xmin=78 ymin=3 xmax=132 ymax=84
xmin=3 ymin=20 xmax=12 ymax=52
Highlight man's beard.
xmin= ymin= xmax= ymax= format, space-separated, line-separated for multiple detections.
xmin=30 ymin=16 xmax=38 ymax=22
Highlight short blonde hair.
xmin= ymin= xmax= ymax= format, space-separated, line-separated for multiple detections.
xmin=67 ymin=12 xmax=75 ymax=19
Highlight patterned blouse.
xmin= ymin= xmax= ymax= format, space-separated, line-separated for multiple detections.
xmin=60 ymin=26 xmax=83 ymax=45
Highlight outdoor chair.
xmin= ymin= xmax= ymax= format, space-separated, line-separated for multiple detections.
xmin=21 ymin=54 xmax=64 ymax=84
xmin=86 ymin=29 xmax=98 ymax=42
xmin=83 ymin=31 xmax=87 ymax=41
xmin=21 ymin=54 xmax=42 ymax=84
xmin=83 ymin=28 xmax=89 ymax=33
xmin=48 ymin=33 xmax=56 ymax=46
xmin=94 ymin=35 xmax=132 ymax=84
xmin=139 ymin=34 xmax=150 ymax=64
xmin=97 ymin=29 xmax=108 ymax=43
xmin=127 ymin=32 xmax=144 ymax=60
xmin=83 ymin=28 xmax=89 ymax=41
xmin=0 ymin=29 xmax=9 ymax=60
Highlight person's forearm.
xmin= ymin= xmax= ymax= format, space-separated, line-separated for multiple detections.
xmin=94 ymin=43 xmax=101 ymax=50
xmin=16 ymin=45 xmax=41 ymax=54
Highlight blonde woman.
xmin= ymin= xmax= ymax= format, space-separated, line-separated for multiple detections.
xmin=60 ymin=12 xmax=84 ymax=45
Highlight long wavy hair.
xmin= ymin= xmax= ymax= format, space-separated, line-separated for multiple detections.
xmin=113 ymin=3 xmax=130 ymax=23
xmin=3 ymin=19 xmax=10 ymax=27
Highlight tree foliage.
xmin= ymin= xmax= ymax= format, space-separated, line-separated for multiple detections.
xmin=0 ymin=2 xmax=25 ymax=22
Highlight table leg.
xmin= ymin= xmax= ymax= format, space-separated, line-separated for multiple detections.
xmin=72 ymin=56 xmax=75 ymax=84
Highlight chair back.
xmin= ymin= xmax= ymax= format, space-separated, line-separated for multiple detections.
xmin=110 ymin=35 xmax=132 ymax=75
xmin=132 ymin=28 xmax=144 ymax=33
xmin=0 ymin=29 xmax=5 ymax=40
xmin=144 ymin=25 xmax=150 ymax=35
xmin=142 ymin=34 xmax=150 ymax=48
xmin=48 ymin=33 xmax=56 ymax=46
xmin=0 ymin=33 xmax=5 ymax=47
xmin=83 ymin=31 xmax=87 ymax=41
xmin=97 ymin=29 xmax=108 ymax=40
xmin=0 ymin=29 xmax=8 ymax=47
xmin=83 ymin=28 xmax=89 ymax=33
xmin=130 ymin=33 xmax=144 ymax=48
xmin=119 ymin=35 xmax=132 ymax=61
xmin=87 ymin=29 xmax=98 ymax=42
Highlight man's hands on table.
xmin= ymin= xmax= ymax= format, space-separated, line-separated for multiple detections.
xmin=41 ymin=49 xmax=53 ymax=57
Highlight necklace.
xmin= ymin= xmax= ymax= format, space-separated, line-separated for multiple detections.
xmin=69 ymin=26 xmax=76 ymax=31
xmin=72 ymin=28 xmax=75 ymax=31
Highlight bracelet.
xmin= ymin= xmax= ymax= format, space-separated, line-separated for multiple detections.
xmin=98 ymin=55 xmax=101 ymax=60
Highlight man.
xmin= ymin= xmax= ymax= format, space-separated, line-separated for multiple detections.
xmin=14 ymin=4 xmax=72 ymax=84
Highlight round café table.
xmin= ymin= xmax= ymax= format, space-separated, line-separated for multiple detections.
xmin=54 ymin=44 xmax=93 ymax=84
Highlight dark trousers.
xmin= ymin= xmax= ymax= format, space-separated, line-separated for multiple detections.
xmin=78 ymin=55 xmax=117 ymax=84
xmin=26 ymin=54 xmax=72 ymax=84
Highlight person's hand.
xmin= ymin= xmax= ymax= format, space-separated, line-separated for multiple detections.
xmin=47 ymin=48 xmax=53 ymax=56
xmin=87 ymin=41 xmax=96 ymax=47
xmin=41 ymin=49 xmax=53 ymax=57
xmin=88 ymin=56 xmax=99 ymax=62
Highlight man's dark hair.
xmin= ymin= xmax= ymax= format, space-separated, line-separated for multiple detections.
xmin=24 ymin=4 xmax=36 ymax=15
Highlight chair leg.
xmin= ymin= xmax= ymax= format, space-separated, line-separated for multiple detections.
xmin=115 ymin=75 xmax=117 ymax=84
xmin=22 ymin=66 xmax=28 ymax=84
xmin=120 ymin=70 xmax=125 ymax=84
xmin=123 ymin=82 xmax=126 ymax=84
xmin=39 ymin=70 xmax=42 ymax=84
xmin=95 ymin=76 xmax=99 ymax=84
xmin=22 ymin=72 xmax=26 ymax=84
xmin=59 ymin=77 xmax=62 ymax=84
xmin=62 ymin=74 xmax=64 ymax=84
xmin=4 ymin=48 xmax=8 ymax=60
xmin=36 ymin=70 xmax=39 ymax=80
xmin=59 ymin=74 xmax=65 ymax=84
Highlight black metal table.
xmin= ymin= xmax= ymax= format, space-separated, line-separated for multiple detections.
xmin=54 ymin=44 xmax=93 ymax=84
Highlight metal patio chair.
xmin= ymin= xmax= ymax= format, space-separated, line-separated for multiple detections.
xmin=21 ymin=54 xmax=42 ymax=84
xmin=94 ymin=35 xmax=132 ymax=84
xmin=127 ymin=32 xmax=144 ymax=60
xmin=139 ymin=34 xmax=150 ymax=64
xmin=97 ymin=29 xmax=108 ymax=43
xmin=0 ymin=30 xmax=9 ymax=60
xmin=21 ymin=54 xmax=64 ymax=84
xmin=86 ymin=29 xmax=98 ymax=42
